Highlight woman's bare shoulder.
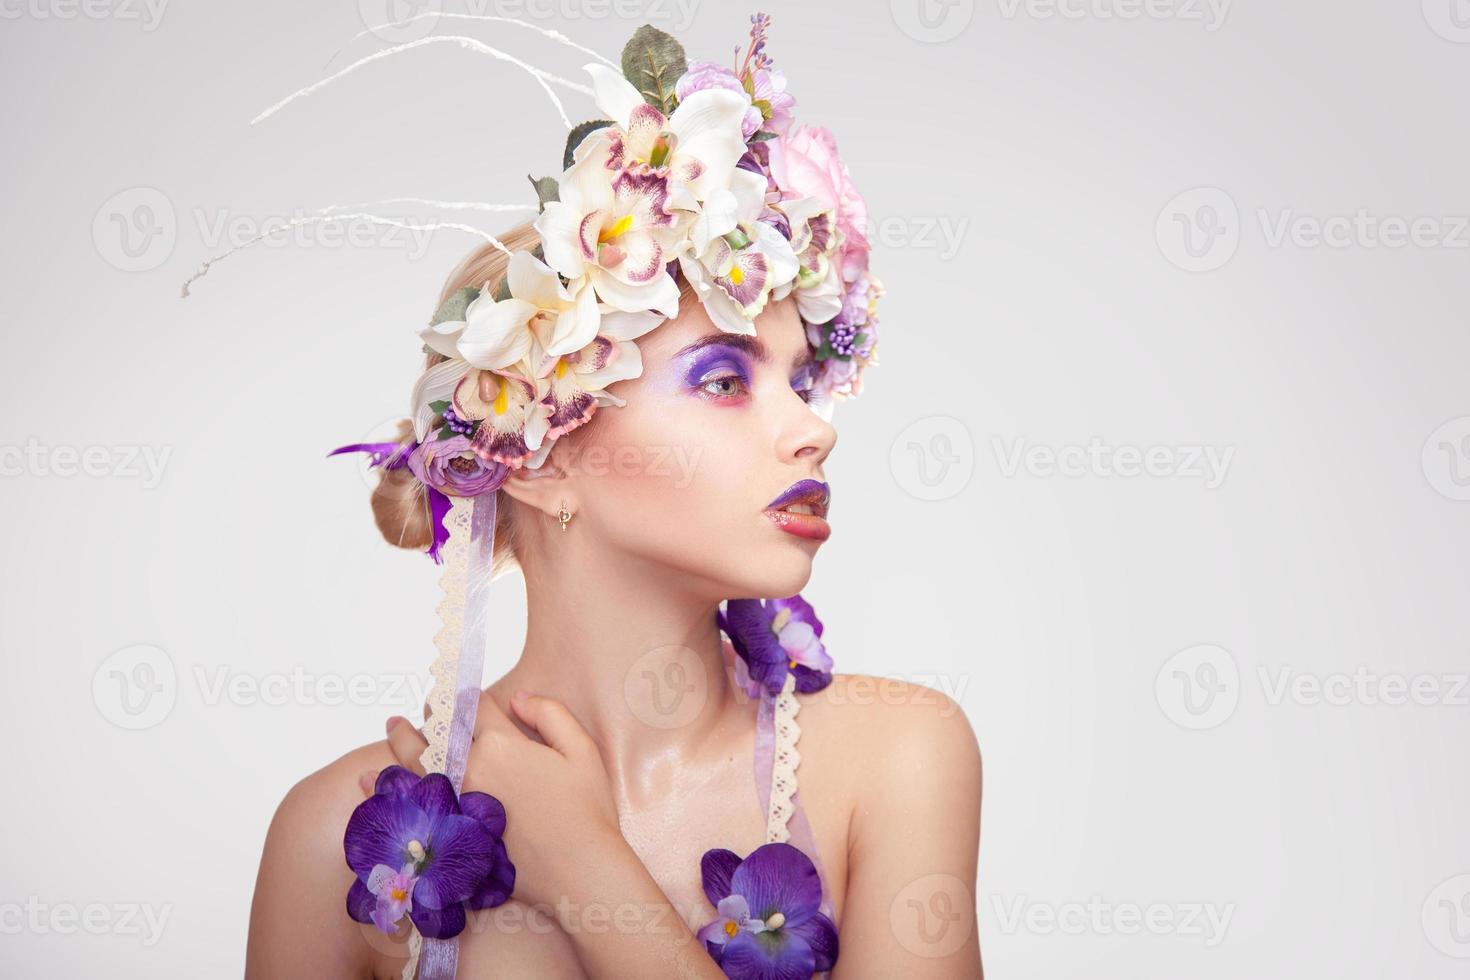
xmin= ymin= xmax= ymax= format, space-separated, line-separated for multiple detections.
xmin=245 ymin=739 xmax=403 ymax=979
xmin=271 ymin=739 xmax=400 ymax=834
xmin=798 ymin=673 xmax=983 ymax=797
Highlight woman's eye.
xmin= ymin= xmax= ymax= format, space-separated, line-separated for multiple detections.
xmin=700 ymin=373 xmax=749 ymax=399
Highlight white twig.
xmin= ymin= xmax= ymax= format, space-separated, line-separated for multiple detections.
xmin=180 ymin=210 xmax=512 ymax=298
xmin=325 ymin=13 xmax=618 ymax=73
xmin=252 ymin=35 xmax=590 ymax=129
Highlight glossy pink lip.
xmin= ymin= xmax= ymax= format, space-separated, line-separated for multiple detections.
xmin=764 ymin=479 xmax=831 ymax=541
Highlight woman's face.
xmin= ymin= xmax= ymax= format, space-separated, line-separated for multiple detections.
xmin=551 ymin=292 xmax=838 ymax=602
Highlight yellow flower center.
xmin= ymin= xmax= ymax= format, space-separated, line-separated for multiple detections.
xmin=600 ymin=213 xmax=634 ymax=243
xmin=492 ymin=379 xmax=509 ymax=415
xmin=554 ymin=358 xmax=569 ymax=379
xmin=728 ymin=263 xmax=745 ymax=286
xmin=390 ymin=887 xmax=409 ymax=902
xmin=724 ymin=920 xmax=739 ymax=938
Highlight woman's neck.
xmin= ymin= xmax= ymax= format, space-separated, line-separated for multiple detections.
xmin=488 ymin=543 xmax=743 ymax=809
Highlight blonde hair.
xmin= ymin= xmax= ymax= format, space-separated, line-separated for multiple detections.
xmin=368 ymin=220 xmax=697 ymax=576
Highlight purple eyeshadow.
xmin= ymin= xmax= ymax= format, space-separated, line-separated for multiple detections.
xmin=681 ymin=344 xmax=752 ymax=388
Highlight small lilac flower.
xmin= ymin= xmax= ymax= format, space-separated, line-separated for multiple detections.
xmin=697 ymin=842 xmax=838 ymax=977
xmin=366 ymin=862 xmax=417 ymax=933
xmin=720 ymin=594 xmax=833 ymax=697
xmin=747 ymin=66 xmax=796 ymax=136
xmin=344 ymin=766 xmax=515 ymax=940
xmin=407 ymin=432 xmax=510 ymax=498
xmin=676 ymin=59 xmax=763 ymax=139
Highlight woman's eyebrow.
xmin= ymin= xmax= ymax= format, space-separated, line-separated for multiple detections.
xmin=674 ymin=333 xmax=815 ymax=371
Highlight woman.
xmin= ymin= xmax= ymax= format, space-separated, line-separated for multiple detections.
xmin=243 ymin=16 xmax=982 ymax=979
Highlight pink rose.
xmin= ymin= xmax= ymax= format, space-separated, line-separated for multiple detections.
xmin=767 ymin=125 xmax=870 ymax=281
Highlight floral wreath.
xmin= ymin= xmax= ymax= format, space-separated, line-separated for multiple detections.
xmin=327 ymin=14 xmax=880 ymax=561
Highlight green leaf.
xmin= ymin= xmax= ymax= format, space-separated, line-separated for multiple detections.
xmin=492 ymin=276 xmax=512 ymax=302
xmin=528 ymin=175 xmax=560 ymax=212
xmin=431 ymin=285 xmax=480 ymax=326
xmin=563 ymin=119 xmax=614 ymax=170
xmin=749 ymin=130 xmax=777 ymax=142
xmin=436 ymin=424 xmax=456 ymax=442
xmin=429 ymin=400 xmax=451 ymax=413
xmin=620 ymin=24 xmax=687 ymax=114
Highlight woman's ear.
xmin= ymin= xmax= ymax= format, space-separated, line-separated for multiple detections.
xmin=497 ymin=452 xmax=576 ymax=525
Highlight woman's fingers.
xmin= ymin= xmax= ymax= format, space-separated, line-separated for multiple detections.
xmin=471 ymin=688 xmax=522 ymax=740
xmin=508 ymin=692 xmax=594 ymax=759
xmin=385 ymin=716 xmax=429 ymax=775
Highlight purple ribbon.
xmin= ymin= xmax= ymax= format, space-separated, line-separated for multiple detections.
xmin=328 ymin=441 xmax=453 ymax=563
xmin=419 ymin=491 xmax=498 ymax=980
xmin=753 ymin=686 xmax=835 ymax=929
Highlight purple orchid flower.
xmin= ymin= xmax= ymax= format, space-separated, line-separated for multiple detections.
xmin=697 ymin=842 xmax=838 ymax=977
xmin=720 ymin=595 xmax=834 ymax=697
xmin=344 ymin=766 xmax=515 ymax=939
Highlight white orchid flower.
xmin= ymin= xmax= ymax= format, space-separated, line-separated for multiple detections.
xmin=451 ymin=251 xmax=601 ymax=371
xmin=678 ymin=167 xmax=799 ymax=334
xmin=584 ymin=63 xmax=750 ymax=211
xmin=451 ymin=362 xmax=550 ymax=470
xmin=535 ymin=128 xmax=683 ymax=318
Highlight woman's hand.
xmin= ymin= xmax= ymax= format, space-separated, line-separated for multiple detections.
xmin=367 ymin=690 xmax=624 ymax=909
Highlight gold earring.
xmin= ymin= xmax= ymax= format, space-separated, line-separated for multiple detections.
xmin=558 ymin=501 xmax=572 ymax=532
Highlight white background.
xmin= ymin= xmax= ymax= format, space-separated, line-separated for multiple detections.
xmin=2 ymin=0 xmax=1469 ymax=976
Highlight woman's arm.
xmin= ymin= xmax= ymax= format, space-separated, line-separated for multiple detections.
xmin=379 ymin=694 xmax=727 ymax=978
xmin=832 ymin=682 xmax=984 ymax=978
xmin=246 ymin=745 xmax=400 ymax=980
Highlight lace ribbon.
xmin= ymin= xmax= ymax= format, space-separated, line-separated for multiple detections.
xmin=404 ymin=492 xmax=498 ymax=980
xmin=754 ymin=672 xmax=835 ymax=926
